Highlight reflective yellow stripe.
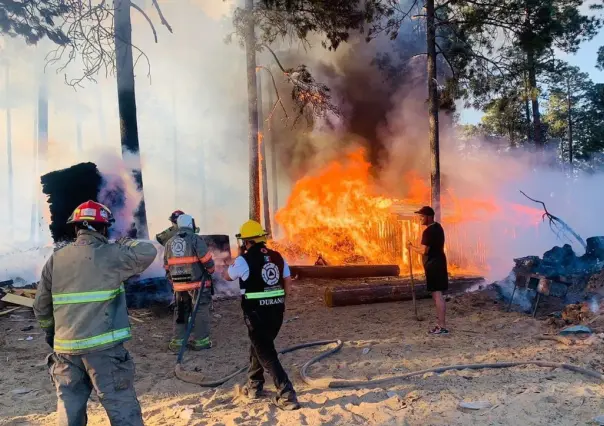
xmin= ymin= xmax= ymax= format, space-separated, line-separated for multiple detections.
xmin=52 ymin=284 xmax=125 ymax=305
xmin=54 ymin=327 xmax=131 ymax=352
xmin=38 ymin=318 xmax=54 ymax=329
xmin=244 ymin=289 xmax=285 ymax=299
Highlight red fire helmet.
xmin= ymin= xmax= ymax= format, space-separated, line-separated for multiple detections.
xmin=67 ymin=200 xmax=115 ymax=225
xmin=169 ymin=210 xmax=185 ymax=223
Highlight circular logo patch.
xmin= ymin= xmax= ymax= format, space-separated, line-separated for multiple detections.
xmin=170 ymin=237 xmax=187 ymax=257
xmin=261 ymin=263 xmax=280 ymax=286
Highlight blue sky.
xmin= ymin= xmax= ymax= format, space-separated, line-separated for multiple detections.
xmin=458 ymin=31 xmax=604 ymax=124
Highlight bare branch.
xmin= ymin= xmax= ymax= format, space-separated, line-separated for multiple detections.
xmin=256 ymin=65 xmax=289 ymax=124
xmin=261 ymin=43 xmax=287 ymax=73
xmin=44 ymin=1 xmax=153 ymax=88
xmin=519 ymin=190 xmax=586 ymax=249
xmin=258 ymin=43 xmax=339 ymax=125
xmin=151 ymin=0 xmax=173 ymax=33
xmin=130 ymin=3 xmax=158 ymax=43
xmin=434 ymin=41 xmax=456 ymax=79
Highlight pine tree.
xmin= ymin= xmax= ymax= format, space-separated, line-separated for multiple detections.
xmin=0 ymin=0 xmax=70 ymax=44
xmin=236 ymin=1 xmax=384 ymax=221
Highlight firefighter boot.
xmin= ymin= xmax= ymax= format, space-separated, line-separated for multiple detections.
xmin=240 ymin=383 xmax=263 ymax=400
xmin=168 ymin=338 xmax=184 ymax=353
xmin=189 ymin=337 xmax=212 ymax=351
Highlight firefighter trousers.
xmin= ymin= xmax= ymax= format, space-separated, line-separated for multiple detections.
xmin=173 ymin=290 xmax=211 ymax=342
xmin=47 ymin=344 xmax=143 ymax=426
xmin=243 ymin=304 xmax=296 ymax=400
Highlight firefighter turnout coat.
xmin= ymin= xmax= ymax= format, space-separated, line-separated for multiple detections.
xmin=164 ymin=228 xmax=215 ymax=292
xmin=156 ymin=225 xmax=179 ymax=246
xmin=33 ymin=230 xmax=158 ymax=355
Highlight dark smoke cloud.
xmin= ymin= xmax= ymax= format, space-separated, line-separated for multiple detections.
xmin=263 ymin=17 xmax=456 ymax=191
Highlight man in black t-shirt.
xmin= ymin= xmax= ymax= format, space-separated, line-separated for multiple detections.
xmin=407 ymin=206 xmax=449 ymax=335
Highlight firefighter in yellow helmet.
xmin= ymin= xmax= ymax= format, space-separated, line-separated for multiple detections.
xmin=224 ymin=220 xmax=300 ymax=411
xmin=33 ymin=200 xmax=158 ymax=426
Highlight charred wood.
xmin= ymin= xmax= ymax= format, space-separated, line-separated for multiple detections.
xmin=324 ymin=277 xmax=484 ymax=307
xmin=291 ymin=265 xmax=400 ymax=279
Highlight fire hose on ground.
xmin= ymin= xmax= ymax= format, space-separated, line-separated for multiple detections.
xmin=174 ymin=276 xmax=604 ymax=387
xmin=175 ymin=337 xmax=604 ymax=387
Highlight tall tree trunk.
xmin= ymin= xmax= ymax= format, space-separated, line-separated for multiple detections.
xmin=114 ymin=0 xmax=149 ymax=238
xmin=31 ymin=94 xmax=39 ymax=242
xmin=566 ymin=78 xmax=573 ymax=171
xmin=245 ymin=0 xmax=261 ymax=221
xmin=35 ymin=76 xmax=48 ymax=242
xmin=524 ymin=71 xmax=532 ymax=142
xmin=97 ymin=85 xmax=107 ymax=143
xmin=172 ymin=89 xmax=178 ymax=208
xmin=76 ymin=118 xmax=83 ymax=154
xmin=257 ymin=71 xmax=272 ymax=236
xmin=199 ymin=134 xmax=207 ymax=231
xmin=426 ymin=0 xmax=441 ymax=222
xmin=526 ymin=50 xmax=542 ymax=147
xmin=38 ymin=79 xmax=48 ymax=169
xmin=5 ymin=62 xmax=14 ymax=239
xmin=268 ymin=84 xmax=279 ymax=237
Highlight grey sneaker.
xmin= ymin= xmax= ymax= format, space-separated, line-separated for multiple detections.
xmin=271 ymin=395 xmax=301 ymax=411
xmin=240 ymin=384 xmax=263 ymax=400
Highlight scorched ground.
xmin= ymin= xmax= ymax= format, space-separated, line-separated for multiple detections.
xmin=1 ymin=280 xmax=604 ymax=426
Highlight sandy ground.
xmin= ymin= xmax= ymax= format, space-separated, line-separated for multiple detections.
xmin=1 ymin=279 xmax=604 ymax=426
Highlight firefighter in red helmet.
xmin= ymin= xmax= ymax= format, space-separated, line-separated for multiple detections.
xmin=34 ymin=200 xmax=157 ymax=426
xmin=156 ymin=210 xmax=185 ymax=246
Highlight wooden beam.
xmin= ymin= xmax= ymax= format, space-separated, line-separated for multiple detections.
xmin=1 ymin=293 xmax=35 ymax=308
xmin=324 ymin=277 xmax=484 ymax=307
xmin=291 ymin=265 xmax=401 ymax=279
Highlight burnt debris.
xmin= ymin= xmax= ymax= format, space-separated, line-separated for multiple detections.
xmin=41 ymin=162 xmax=137 ymax=244
xmin=514 ymin=236 xmax=604 ymax=290
xmin=41 ymin=163 xmax=103 ymax=243
xmin=504 ymin=237 xmax=604 ymax=316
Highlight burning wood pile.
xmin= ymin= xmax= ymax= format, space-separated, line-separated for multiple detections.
xmin=506 ymin=236 xmax=604 ymax=316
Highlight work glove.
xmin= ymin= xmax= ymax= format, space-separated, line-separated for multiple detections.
xmin=45 ymin=331 xmax=55 ymax=349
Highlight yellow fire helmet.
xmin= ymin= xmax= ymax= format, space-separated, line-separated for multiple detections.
xmin=237 ymin=220 xmax=267 ymax=243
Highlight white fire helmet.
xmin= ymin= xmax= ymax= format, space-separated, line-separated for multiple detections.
xmin=176 ymin=214 xmax=195 ymax=229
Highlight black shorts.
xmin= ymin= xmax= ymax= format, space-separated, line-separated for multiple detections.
xmin=424 ymin=257 xmax=449 ymax=292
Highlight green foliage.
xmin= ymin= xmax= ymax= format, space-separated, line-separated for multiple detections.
xmin=597 ymin=45 xmax=604 ymax=70
xmin=542 ymin=90 xmax=568 ymax=140
xmin=458 ymin=94 xmax=529 ymax=148
xmin=233 ymin=1 xmax=386 ymax=123
xmin=532 ymin=62 xmax=604 ymax=166
xmin=257 ymin=0 xmax=389 ymax=50
xmin=377 ymin=0 xmax=600 ymax=127
xmin=481 ymin=97 xmax=529 ymax=143
xmin=0 ymin=0 xmax=70 ymax=45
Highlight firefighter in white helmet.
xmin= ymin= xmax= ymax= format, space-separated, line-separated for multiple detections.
xmin=33 ymin=200 xmax=157 ymax=426
xmin=164 ymin=214 xmax=215 ymax=351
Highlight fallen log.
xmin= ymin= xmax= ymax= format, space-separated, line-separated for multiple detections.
xmin=324 ymin=277 xmax=484 ymax=307
xmin=291 ymin=264 xmax=400 ymax=279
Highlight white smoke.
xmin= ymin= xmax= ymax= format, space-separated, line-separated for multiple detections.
xmin=0 ymin=2 xmax=253 ymax=287
xmin=94 ymin=150 xmax=143 ymax=238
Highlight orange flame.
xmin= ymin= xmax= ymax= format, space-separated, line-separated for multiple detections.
xmin=272 ymin=148 xmax=544 ymax=276
xmin=274 ymin=149 xmax=396 ymax=265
